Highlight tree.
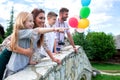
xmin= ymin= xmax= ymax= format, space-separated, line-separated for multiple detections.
xmin=0 ymin=24 xmax=5 ymax=43
xmin=5 ymin=7 xmax=14 ymax=37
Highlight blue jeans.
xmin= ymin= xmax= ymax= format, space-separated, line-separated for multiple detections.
xmin=56 ymin=48 xmax=61 ymax=52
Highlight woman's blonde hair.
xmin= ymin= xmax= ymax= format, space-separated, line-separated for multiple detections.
xmin=10 ymin=12 xmax=31 ymax=51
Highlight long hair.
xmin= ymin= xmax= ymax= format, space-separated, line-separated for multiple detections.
xmin=31 ymin=8 xmax=45 ymax=47
xmin=10 ymin=12 xmax=31 ymax=51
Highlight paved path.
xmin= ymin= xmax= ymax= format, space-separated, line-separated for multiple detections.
xmin=100 ymin=71 xmax=120 ymax=76
xmin=92 ymin=68 xmax=120 ymax=76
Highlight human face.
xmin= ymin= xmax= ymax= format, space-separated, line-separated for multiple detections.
xmin=35 ymin=13 xmax=45 ymax=27
xmin=48 ymin=16 xmax=57 ymax=26
xmin=24 ymin=14 xmax=34 ymax=29
xmin=61 ymin=12 xmax=68 ymax=21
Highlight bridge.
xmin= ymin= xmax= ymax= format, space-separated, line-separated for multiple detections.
xmin=0 ymin=45 xmax=92 ymax=80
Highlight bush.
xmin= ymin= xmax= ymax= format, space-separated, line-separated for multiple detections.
xmin=73 ymin=31 xmax=117 ymax=61
xmin=73 ymin=32 xmax=86 ymax=46
xmin=0 ymin=37 xmax=3 ymax=44
xmin=73 ymin=32 xmax=92 ymax=59
xmin=86 ymin=32 xmax=116 ymax=61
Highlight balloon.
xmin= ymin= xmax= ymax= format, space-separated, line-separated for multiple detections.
xmin=80 ymin=6 xmax=90 ymax=18
xmin=68 ymin=17 xmax=78 ymax=28
xmin=78 ymin=19 xmax=89 ymax=29
xmin=76 ymin=28 xmax=85 ymax=33
xmin=81 ymin=0 xmax=91 ymax=6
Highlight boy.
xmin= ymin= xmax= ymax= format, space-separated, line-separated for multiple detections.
xmin=45 ymin=12 xmax=58 ymax=54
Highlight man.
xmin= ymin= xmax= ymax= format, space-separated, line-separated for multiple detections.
xmin=55 ymin=7 xmax=78 ymax=53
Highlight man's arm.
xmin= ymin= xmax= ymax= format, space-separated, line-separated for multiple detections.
xmin=67 ymin=32 xmax=78 ymax=53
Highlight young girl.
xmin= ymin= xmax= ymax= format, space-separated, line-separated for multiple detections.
xmin=3 ymin=11 xmax=65 ymax=79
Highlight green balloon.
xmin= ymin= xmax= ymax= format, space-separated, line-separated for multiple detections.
xmin=80 ymin=6 xmax=90 ymax=18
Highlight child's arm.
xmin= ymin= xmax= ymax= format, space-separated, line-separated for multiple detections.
xmin=13 ymin=46 xmax=33 ymax=57
xmin=43 ymin=35 xmax=61 ymax=64
xmin=2 ymin=35 xmax=33 ymax=57
xmin=36 ymin=28 xmax=66 ymax=34
xmin=53 ymin=39 xmax=58 ymax=54
xmin=46 ymin=50 xmax=61 ymax=64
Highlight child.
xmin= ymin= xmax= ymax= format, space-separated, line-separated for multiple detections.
xmin=3 ymin=11 xmax=65 ymax=79
xmin=44 ymin=12 xmax=59 ymax=54
xmin=0 ymin=35 xmax=33 ymax=80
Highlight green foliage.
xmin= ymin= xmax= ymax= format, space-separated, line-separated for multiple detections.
xmin=73 ymin=31 xmax=117 ymax=61
xmin=92 ymin=74 xmax=120 ymax=80
xmin=91 ymin=62 xmax=120 ymax=70
xmin=5 ymin=7 xmax=14 ymax=37
xmin=0 ymin=37 xmax=3 ymax=44
xmin=73 ymin=32 xmax=86 ymax=46
xmin=73 ymin=31 xmax=92 ymax=59
xmin=86 ymin=32 xmax=116 ymax=61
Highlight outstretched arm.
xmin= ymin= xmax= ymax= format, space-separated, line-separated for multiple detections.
xmin=37 ymin=27 xmax=67 ymax=34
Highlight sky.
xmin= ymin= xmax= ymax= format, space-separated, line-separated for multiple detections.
xmin=0 ymin=0 xmax=120 ymax=35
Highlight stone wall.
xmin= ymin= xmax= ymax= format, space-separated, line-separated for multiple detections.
xmin=4 ymin=46 xmax=92 ymax=80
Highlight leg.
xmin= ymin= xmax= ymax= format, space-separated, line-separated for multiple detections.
xmin=0 ymin=49 xmax=12 ymax=80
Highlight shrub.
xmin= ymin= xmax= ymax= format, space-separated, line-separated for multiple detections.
xmin=0 ymin=37 xmax=3 ymax=44
xmin=86 ymin=32 xmax=116 ymax=61
xmin=73 ymin=32 xmax=86 ymax=46
xmin=73 ymin=31 xmax=117 ymax=61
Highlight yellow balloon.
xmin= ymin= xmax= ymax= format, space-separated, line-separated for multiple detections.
xmin=78 ymin=19 xmax=89 ymax=29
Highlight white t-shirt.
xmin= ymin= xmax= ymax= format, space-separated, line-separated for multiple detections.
xmin=45 ymin=23 xmax=57 ymax=52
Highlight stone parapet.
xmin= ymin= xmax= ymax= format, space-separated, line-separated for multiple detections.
xmin=4 ymin=46 xmax=92 ymax=80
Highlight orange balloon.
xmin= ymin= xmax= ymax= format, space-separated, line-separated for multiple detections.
xmin=78 ymin=19 xmax=89 ymax=29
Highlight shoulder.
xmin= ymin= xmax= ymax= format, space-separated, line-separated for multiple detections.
xmin=2 ymin=35 xmax=11 ymax=45
xmin=64 ymin=21 xmax=69 ymax=26
xmin=19 ymin=29 xmax=33 ymax=33
xmin=55 ymin=19 xmax=59 ymax=26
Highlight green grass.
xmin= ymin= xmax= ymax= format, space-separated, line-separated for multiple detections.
xmin=92 ymin=74 xmax=120 ymax=80
xmin=91 ymin=62 xmax=120 ymax=70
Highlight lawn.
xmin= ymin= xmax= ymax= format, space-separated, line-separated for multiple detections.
xmin=91 ymin=62 xmax=120 ymax=70
xmin=91 ymin=62 xmax=120 ymax=80
xmin=92 ymin=74 xmax=120 ymax=80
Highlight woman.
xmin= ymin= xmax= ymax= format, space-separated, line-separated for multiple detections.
xmin=31 ymin=8 xmax=61 ymax=63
